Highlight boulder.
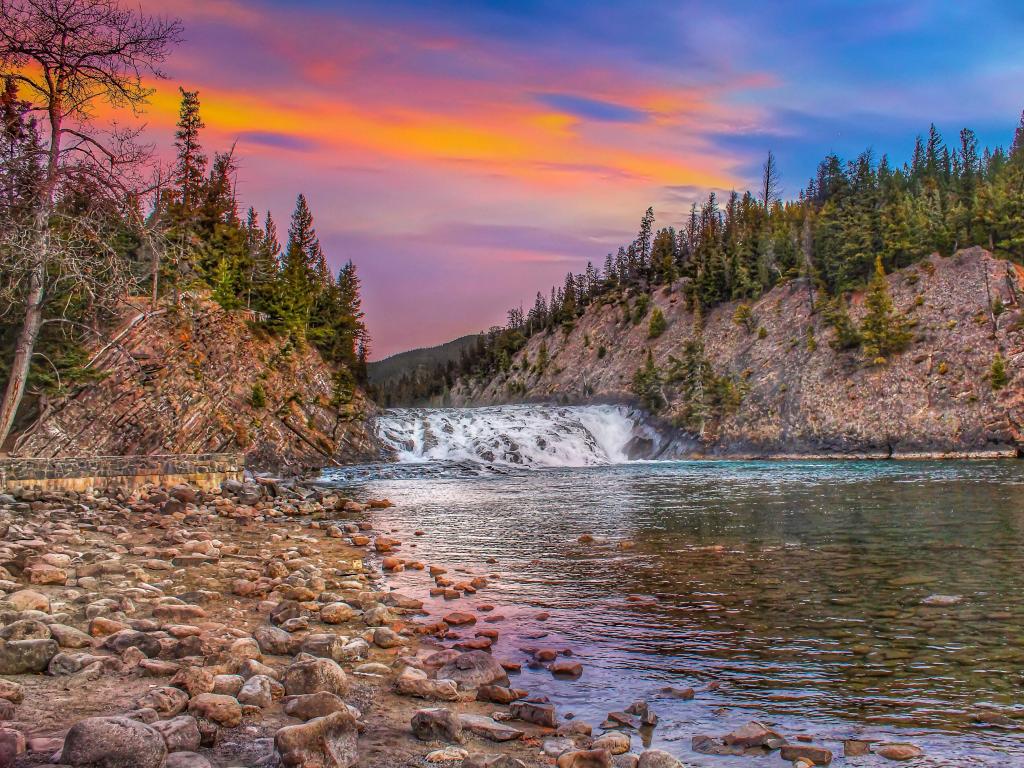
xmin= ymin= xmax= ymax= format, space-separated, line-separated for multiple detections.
xmin=457 ymin=714 xmax=523 ymax=742
xmin=187 ymin=693 xmax=242 ymax=727
xmin=780 ymin=744 xmax=833 ymax=765
xmin=436 ymin=651 xmax=508 ymax=691
xmin=103 ymin=630 xmax=161 ymax=658
xmin=151 ymin=715 xmax=201 ymax=752
xmin=320 ymin=603 xmax=357 ymax=624
xmin=395 ymin=667 xmax=459 ymax=701
xmin=7 ymin=590 xmax=48 ymax=613
xmin=165 ymin=753 xmax=213 ymax=768
xmin=637 ymin=750 xmax=683 ymax=768
xmin=237 ymin=674 xmax=277 ymax=708
xmin=283 ymin=657 xmax=348 ymax=697
xmin=283 ymin=692 xmax=348 ymax=721
xmin=510 ymin=701 xmax=557 ymax=728
xmin=274 ymin=709 xmax=359 ymax=768
xmin=555 ymin=750 xmax=613 ymax=768
xmin=60 ymin=716 xmax=167 ymax=768
xmin=255 ymin=625 xmax=300 ymax=656
xmin=136 ymin=688 xmax=190 ymax=720
xmin=0 ymin=638 xmax=57 ymax=674
xmin=411 ymin=708 xmax=463 ymax=743
xmin=592 ymin=732 xmax=630 ymax=755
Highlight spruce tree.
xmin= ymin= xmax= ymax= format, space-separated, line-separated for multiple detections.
xmin=859 ymin=256 xmax=911 ymax=362
xmin=174 ymin=88 xmax=206 ymax=211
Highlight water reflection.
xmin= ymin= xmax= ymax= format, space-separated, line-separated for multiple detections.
xmin=320 ymin=460 xmax=1024 ymax=765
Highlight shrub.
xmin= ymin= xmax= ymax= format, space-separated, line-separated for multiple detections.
xmin=991 ymin=352 xmax=1009 ymax=390
xmin=597 ymin=345 xmax=607 ymax=359
xmin=733 ymin=303 xmax=755 ymax=332
xmin=757 ymin=326 xmax=768 ymax=340
xmin=648 ymin=307 xmax=667 ymax=338
xmin=250 ymin=383 xmax=267 ymax=409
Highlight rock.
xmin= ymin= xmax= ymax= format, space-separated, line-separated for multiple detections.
xmin=592 ymin=732 xmax=630 ymax=755
xmin=187 ymin=693 xmax=242 ymax=727
xmin=550 ymin=659 xmax=583 ymax=677
xmin=722 ymin=721 xmax=781 ymax=748
xmin=7 ymin=589 xmax=48 ymax=612
xmin=88 ymin=616 xmax=128 ymax=636
xmin=465 ymin=756 xmax=529 ymax=768
xmin=636 ymin=750 xmax=681 ymax=768
xmin=283 ymin=657 xmax=349 ymax=697
xmin=212 ymin=674 xmax=245 ymax=696
xmin=660 ymin=686 xmax=694 ymax=700
xmin=875 ymin=743 xmax=924 ymax=761
xmin=921 ymin=594 xmax=962 ymax=606
xmin=103 ymin=629 xmax=161 ymax=658
xmin=780 ymin=745 xmax=833 ymax=765
xmin=283 ymin=692 xmax=348 ymax=721
xmin=411 ymin=708 xmax=464 ymax=743
xmin=151 ymin=715 xmax=201 ymax=752
xmin=25 ymin=562 xmax=67 ymax=585
xmin=0 ymin=638 xmax=57 ymax=674
xmin=320 ymin=603 xmax=357 ymax=624
xmin=625 ymin=700 xmax=657 ymax=726
xmin=0 ymin=681 xmax=22 ymax=704
xmin=135 ymin=687 xmax=190 ymax=718
xmin=372 ymin=626 xmax=404 ymax=649
xmin=426 ymin=746 xmax=469 ymax=763
xmin=443 ymin=612 xmax=476 ymax=626
xmin=60 ymin=715 xmax=168 ymax=768
xmin=165 ymin=753 xmax=213 ymax=768
xmin=510 ymin=700 xmax=557 ymax=728
xmin=170 ymin=667 xmax=215 ymax=697
xmin=543 ymin=738 xmax=575 ymax=757
xmin=0 ymin=728 xmax=25 ymax=766
xmin=274 ymin=709 xmax=359 ymax=768
xmin=843 ymin=740 xmax=871 ymax=757
xmin=153 ymin=604 xmax=206 ymax=622
xmin=0 ymin=619 xmax=50 ymax=641
xmin=238 ymin=674 xmax=276 ymax=708
xmin=457 ymin=714 xmax=523 ymax=742
xmin=477 ymin=685 xmax=527 ymax=704
xmin=556 ymin=749 xmax=613 ymax=768
xmin=436 ymin=651 xmax=509 ymax=691
xmin=395 ymin=667 xmax=459 ymax=701
xmin=255 ymin=625 xmax=300 ymax=656
xmin=50 ymin=623 xmax=94 ymax=649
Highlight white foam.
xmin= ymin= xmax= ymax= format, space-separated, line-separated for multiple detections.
xmin=376 ymin=404 xmax=645 ymax=468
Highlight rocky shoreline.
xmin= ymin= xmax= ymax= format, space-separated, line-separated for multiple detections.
xmin=0 ymin=479 xmax=926 ymax=767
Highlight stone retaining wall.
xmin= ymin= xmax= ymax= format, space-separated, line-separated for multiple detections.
xmin=0 ymin=453 xmax=244 ymax=493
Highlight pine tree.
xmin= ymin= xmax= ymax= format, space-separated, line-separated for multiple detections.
xmin=174 ymin=88 xmax=206 ymax=211
xmin=990 ymin=351 xmax=1009 ymax=390
xmin=859 ymin=255 xmax=912 ymax=362
xmin=276 ymin=194 xmax=322 ymax=334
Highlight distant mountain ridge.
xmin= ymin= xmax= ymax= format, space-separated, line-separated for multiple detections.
xmin=369 ymin=334 xmax=482 ymax=383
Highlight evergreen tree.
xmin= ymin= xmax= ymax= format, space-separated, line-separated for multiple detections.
xmin=174 ymin=88 xmax=206 ymax=211
xmin=859 ymin=256 xmax=912 ymax=362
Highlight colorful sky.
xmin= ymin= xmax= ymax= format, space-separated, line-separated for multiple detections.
xmin=134 ymin=0 xmax=1024 ymax=358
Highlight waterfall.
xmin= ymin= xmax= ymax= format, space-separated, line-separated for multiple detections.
xmin=376 ymin=404 xmax=663 ymax=468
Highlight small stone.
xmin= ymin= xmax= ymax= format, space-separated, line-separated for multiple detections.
xmin=780 ymin=744 xmax=833 ymax=765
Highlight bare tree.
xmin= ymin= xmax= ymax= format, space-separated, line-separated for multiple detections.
xmin=0 ymin=0 xmax=182 ymax=447
xmin=760 ymin=150 xmax=781 ymax=210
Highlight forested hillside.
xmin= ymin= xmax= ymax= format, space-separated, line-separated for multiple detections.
xmin=416 ymin=115 xmax=1024 ymax=407
xmin=0 ymin=2 xmax=369 ymax=457
xmin=368 ymin=333 xmax=481 ymax=406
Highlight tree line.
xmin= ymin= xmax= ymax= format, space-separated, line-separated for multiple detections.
xmin=0 ymin=0 xmax=368 ymax=447
xmin=389 ymin=113 xmax=1024 ymax=406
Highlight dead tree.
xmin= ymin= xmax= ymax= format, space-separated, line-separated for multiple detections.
xmin=0 ymin=0 xmax=182 ymax=447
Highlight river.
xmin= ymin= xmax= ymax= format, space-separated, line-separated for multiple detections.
xmin=321 ymin=405 xmax=1024 ymax=766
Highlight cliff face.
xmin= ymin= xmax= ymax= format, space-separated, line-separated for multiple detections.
xmin=11 ymin=295 xmax=380 ymax=472
xmin=453 ymin=248 xmax=1024 ymax=457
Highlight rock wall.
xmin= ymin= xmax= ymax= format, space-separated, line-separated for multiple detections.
xmin=10 ymin=296 xmax=381 ymax=473
xmin=453 ymin=248 xmax=1024 ymax=457
xmin=0 ymin=453 xmax=243 ymax=492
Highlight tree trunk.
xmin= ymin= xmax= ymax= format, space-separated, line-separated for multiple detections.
xmin=0 ymin=259 xmax=45 ymax=449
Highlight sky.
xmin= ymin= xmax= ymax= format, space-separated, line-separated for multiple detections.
xmin=130 ymin=0 xmax=1024 ymax=358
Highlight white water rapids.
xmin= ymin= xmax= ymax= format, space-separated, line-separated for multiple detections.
xmin=375 ymin=404 xmax=663 ymax=468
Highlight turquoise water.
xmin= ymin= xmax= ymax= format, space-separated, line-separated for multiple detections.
xmin=321 ymin=459 xmax=1024 ymax=765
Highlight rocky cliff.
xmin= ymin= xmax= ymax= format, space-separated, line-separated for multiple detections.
xmin=453 ymin=248 xmax=1024 ymax=457
xmin=10 ymin=295 xmax=380 ymax=472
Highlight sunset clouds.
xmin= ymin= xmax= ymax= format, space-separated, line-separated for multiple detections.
xmin=131 ymin=0 xmax=1024 ymax=356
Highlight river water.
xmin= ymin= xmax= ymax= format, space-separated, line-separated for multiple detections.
xmin=322 ymin=406 xmax=1024 ymax=766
